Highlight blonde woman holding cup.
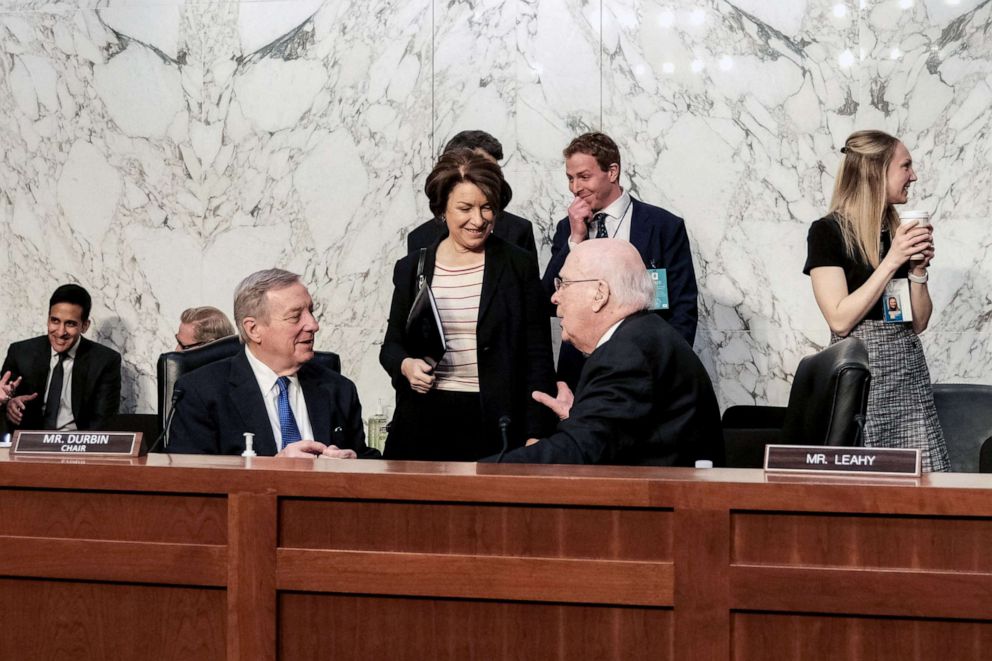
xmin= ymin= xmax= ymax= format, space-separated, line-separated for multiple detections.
xmin=803 ymin=130 xmax=949 ymax=471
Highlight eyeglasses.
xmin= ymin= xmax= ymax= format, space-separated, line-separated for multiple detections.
xmin=175 ymin=336 xmax=207 ymax=351
xmin=553 ymin=277 xmax=600 ymax=291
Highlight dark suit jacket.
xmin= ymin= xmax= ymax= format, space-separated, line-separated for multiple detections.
xmin=492 ymin=311 xmax=723 ymax=466
xmin=407 ymin=211 xmax=539 ymax=267
xmin=542 ymin=197 xmax=700 ymax=388
xmin=1 ymin=335 xmax=121 ymax=432
xmin=167 ymin=349 xmax=379 ymax=458
xmin=380 ymin=235 xmax=556 ymax=451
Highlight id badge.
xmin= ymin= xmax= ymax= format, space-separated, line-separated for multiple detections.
xmin=648 ymin=268 xmax=669 ymax=310
xmin=882 ymin=278 xmax=912 ymax=323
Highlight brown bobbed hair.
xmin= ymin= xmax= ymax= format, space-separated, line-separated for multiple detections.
xmin=563 ymin=132 xmax=622 ymax=174
xmin=424 ymin=149 xmax=512 ymax=220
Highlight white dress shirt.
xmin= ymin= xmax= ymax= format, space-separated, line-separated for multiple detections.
xmin=44 ymin=339 xmax=79 ymax=431
xmin=244 ymin=346 xmax=315 ymax=448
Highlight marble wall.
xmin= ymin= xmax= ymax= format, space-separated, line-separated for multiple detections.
xmin=1 ymin=0 xmax=990 ymax=419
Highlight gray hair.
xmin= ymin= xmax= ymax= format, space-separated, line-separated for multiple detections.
xmin=608 ymin=268 xmax=656 ymax=312
xmin=179 ymin=306 xmax=236 ymax=343
xmin=233 ymin=268 xmax=301 ymax=342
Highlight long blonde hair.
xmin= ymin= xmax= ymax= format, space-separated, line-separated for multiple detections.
xmin=828 ymin=130 xmax=901 ymax=267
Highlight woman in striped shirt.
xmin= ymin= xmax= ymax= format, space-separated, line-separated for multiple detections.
xmin=380 ymin=150 xmax=557 ymax=461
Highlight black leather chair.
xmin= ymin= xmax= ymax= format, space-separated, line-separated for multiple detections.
xmin=104 ymin=413 xmax=162 ymax=445
xmin=722 ymin=405 xmax=786 ymax=468
xmin=932 ymin=383 xmax=992 ymax=472
xmin=155 ymin=335 xmax=342 ymax=449
xmin=157 ymin=335 xmax=242 ymax=436
xmin=780 ymin=337 xmax=871 ymax=447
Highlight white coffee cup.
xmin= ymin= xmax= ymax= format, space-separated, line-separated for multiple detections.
xmin=899 ymin=210 xmax=931 ymax=260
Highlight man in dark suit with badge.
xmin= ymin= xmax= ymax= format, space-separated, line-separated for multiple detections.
xmin=2 ymin=284 xmax=121 ymax=432
xmin=542 ymin=132 xmax=699 ymax=389
xmin=168 ymin=268 xmax=379 ymax=459
xmin=495 ymin=240 xmax=721 ymax=467
xmin=407 ymin=130 xmax=538 ymax=266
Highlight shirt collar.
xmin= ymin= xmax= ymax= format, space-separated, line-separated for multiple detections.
xmin=598 ymin=190 xmax=631 ymax=220
xmin=244 ymin=345 xmax=297 ymax=394
xmin=595 ymin=318 xmax=625 ymax=350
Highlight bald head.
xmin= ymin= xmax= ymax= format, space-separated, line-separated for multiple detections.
xmin=554 ymin=239 xmax=654 ymax=354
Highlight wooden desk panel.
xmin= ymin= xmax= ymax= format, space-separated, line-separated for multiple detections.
xmin=278 ymin=594 xmax=673 ymax=661
xmin=732 ymin=613 xmax=992 ymax=661
xmin=279 ymin=499 xmax=672 ymax=560
xmin=3 ymin=452 xmax=992 ymax=660
xmin=0 ymin=578 xmax=226 ymax=661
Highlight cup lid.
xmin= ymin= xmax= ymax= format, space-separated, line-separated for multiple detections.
xmin=900 ymin=210 xmax=930 ymax=219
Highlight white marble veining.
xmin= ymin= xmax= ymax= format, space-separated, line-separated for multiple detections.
xmin=1 ymin=0 xmax=990 ymax=425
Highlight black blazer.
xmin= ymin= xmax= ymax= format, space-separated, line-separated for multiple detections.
xmin=167 ymin=349 xmax=378 ymax=458
xmin=493 ymin=311 xmax=723 ymax=466
xmin=541 ymin=197 xmax=700 ymax=388
xmin=380 ymin=235 xmax=556 ymax=447
xmin=1 ymin=335 xmax=121 ymax=431
xmin=407 ymin=211 xmax=539 ymax=267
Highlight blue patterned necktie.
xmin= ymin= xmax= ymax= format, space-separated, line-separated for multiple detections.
xmin=593 ymin=212 xmax=609 ymax=238
xmin=276 ymin=376 xmax=302 ymax=448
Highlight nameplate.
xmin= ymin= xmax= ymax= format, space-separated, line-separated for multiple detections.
xmin=11 ymin=431 xmax=145 ymax=457
xmin=764 ymin=445 xmax=921 ymax=477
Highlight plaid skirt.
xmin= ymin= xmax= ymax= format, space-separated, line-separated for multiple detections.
xmin=831 ymin=320 xmax=950 ymax=472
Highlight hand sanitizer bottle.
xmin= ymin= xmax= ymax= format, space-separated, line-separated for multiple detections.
xmin=366 ymin=402 xmax=388 ymax=452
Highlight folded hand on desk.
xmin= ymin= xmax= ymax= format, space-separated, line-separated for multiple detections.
xmin=276 ymin=440 xmax=356 ymax=460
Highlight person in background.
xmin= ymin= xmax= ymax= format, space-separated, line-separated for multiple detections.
xmin=381 ymin=149 xmax=556 ymax=461
xmin=2 ymin=284 xmax=121 ymax=432
xmin=168 ymin=269 xmax=379 ymax=459
xmin=804 ymin=129 xmax=948 ymax=471
xmin=493 ymin=239 xmax=722 ymax=466
xmin=175 ymin=306 xmax=236 ymax=350
xmin=407 ymin=130 xmax=538 ymax=266
xmin=542 ymin=132 xmax=699 ymax=389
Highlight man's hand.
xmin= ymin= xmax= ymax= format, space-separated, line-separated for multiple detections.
xmin=277 ymin=439 xmax=327 ymax=458
xmin=5 ymin=392 xmax=38 ymax=425
xmin=567 ymin=196 xmax=592 ymax=244
xmin=525 ymin=438 xmax=541 ymax=447
xmin=532 ymin=381 xmax=574 ymax=421
xmin=320 ymin=445 xmax=358 ymax=459
xmin=0 ymin=371 xmax=21 ymax=406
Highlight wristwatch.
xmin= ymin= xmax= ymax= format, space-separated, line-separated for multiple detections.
xmin=908 ymin=270 xmax=929 ymax=284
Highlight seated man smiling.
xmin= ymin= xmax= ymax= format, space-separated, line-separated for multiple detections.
xmin=168 ymin=268 xmax=379 ymax=459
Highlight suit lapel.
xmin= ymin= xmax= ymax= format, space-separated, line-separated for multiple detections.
xmin=28 ymin=337 xmax=51 ymax=392
xmin=630 ymin=197 xmax=662 ymax=269
xmin=228 ymin=351 xmax=278 ymax=455
xmin=26 ymin=337 xmax=52 ymax=425
xmin=478 ymin=238 xmax=506 ymax=324
xmin=299 ymin=365 xmax=330 ymax=444
xmin=69 ymin=337 xmax=90 ymax=421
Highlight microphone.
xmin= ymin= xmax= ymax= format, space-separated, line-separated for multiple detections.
xmin=148 ymin=387 xmax=184 ymax=453
xmin=495 ymin=415 xmax=511 ymax=463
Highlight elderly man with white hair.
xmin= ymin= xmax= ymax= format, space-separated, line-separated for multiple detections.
xmin=494 ymin=239 xmax=723 ymax=466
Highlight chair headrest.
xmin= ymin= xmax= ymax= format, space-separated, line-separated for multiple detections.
xmin=156 ymin=335 xmax=242 ymax=426
xmin=781 ymin=337 xmax=871 ymax=447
